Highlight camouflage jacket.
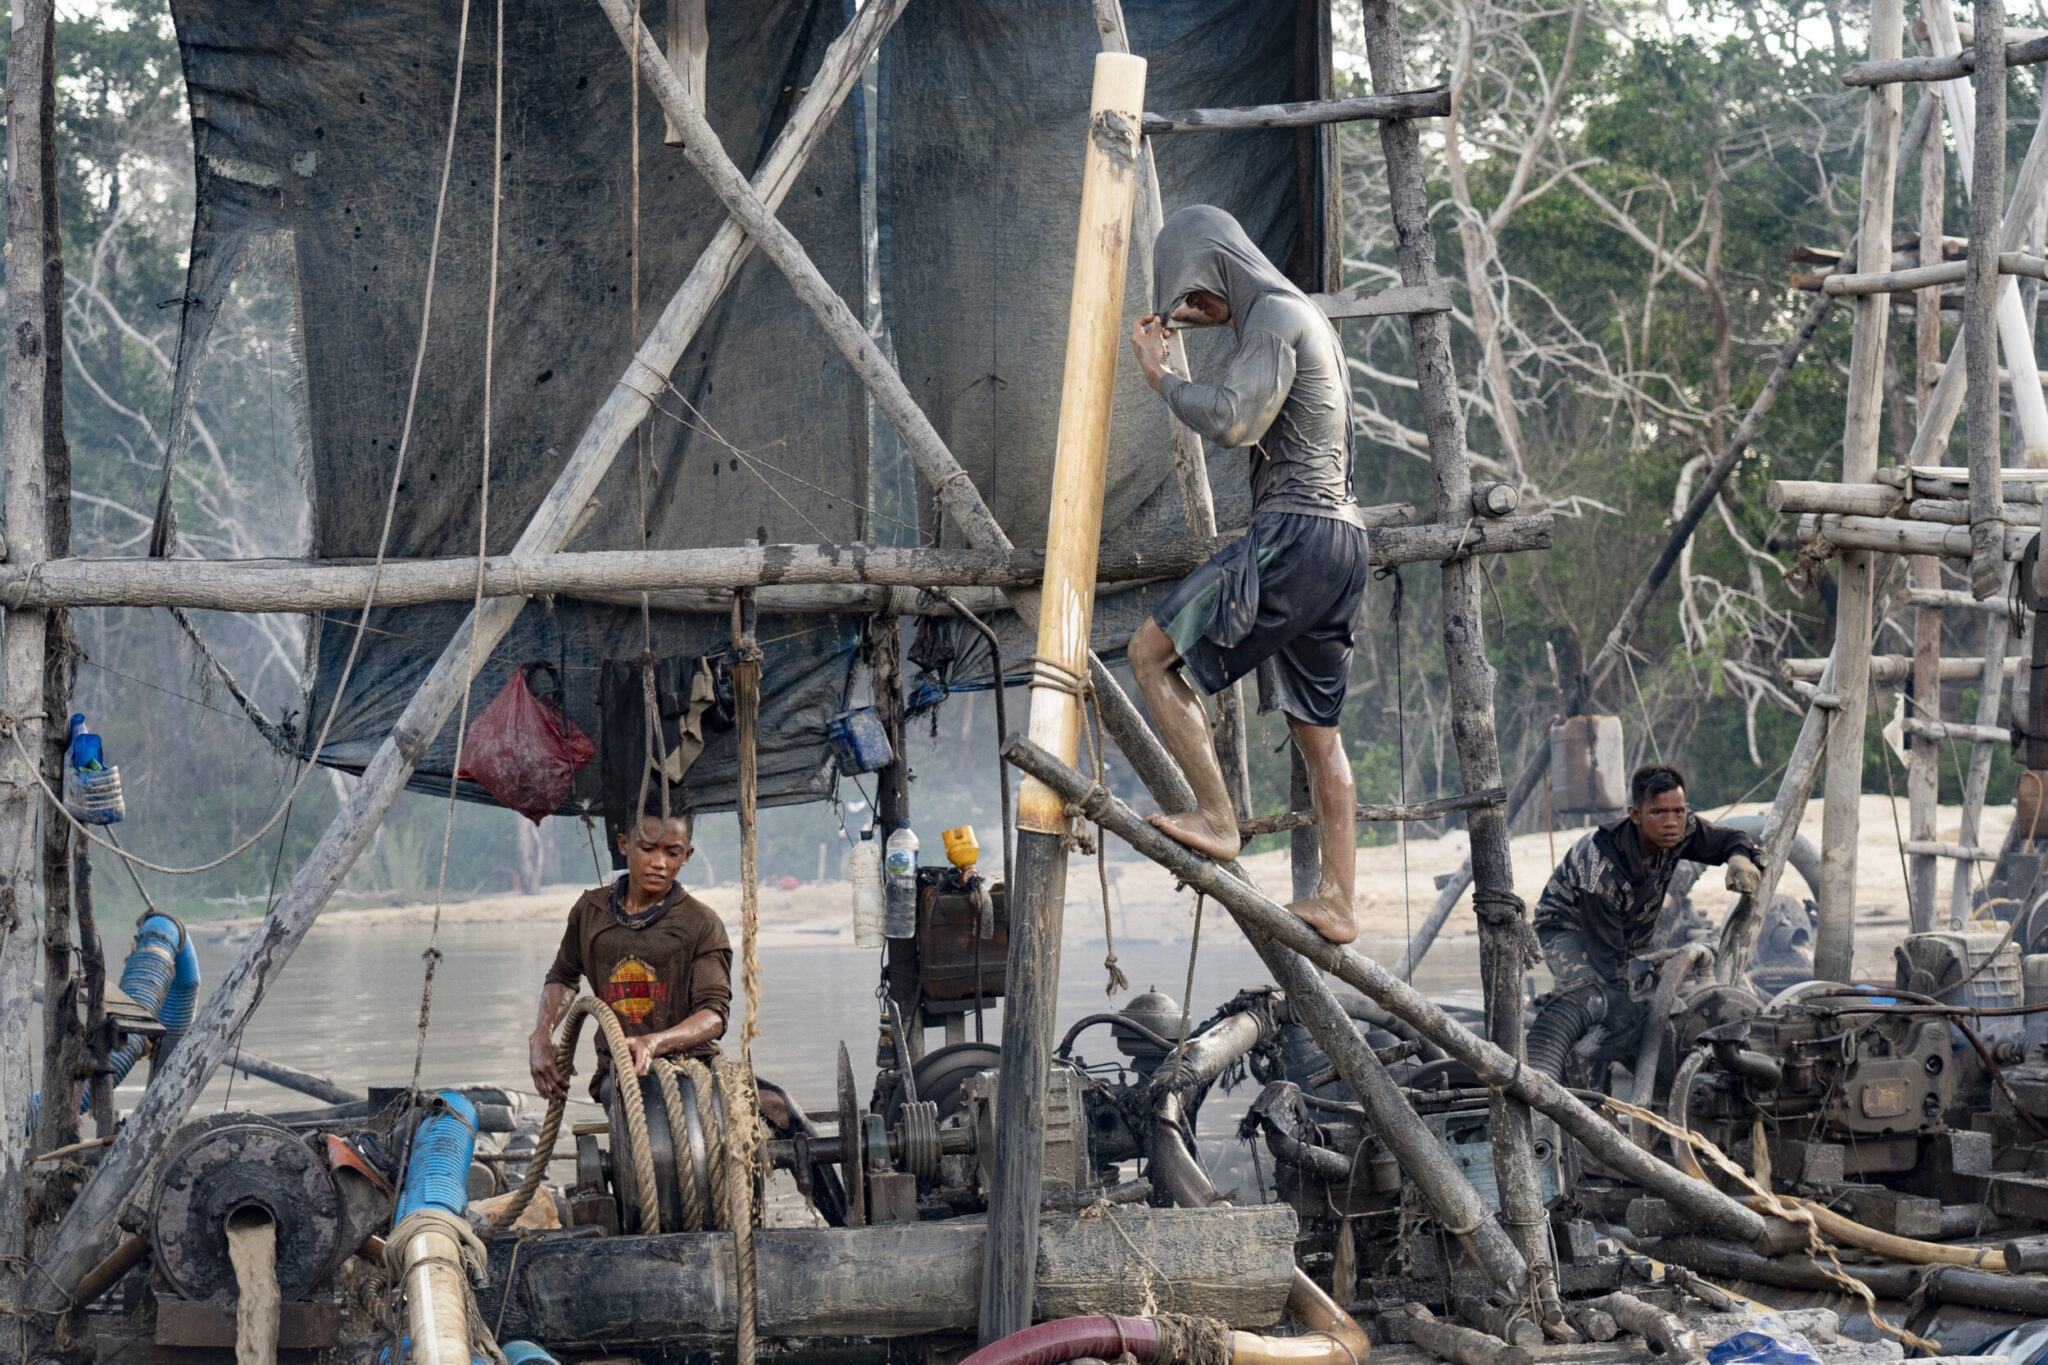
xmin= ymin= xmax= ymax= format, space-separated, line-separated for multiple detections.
xmin=1532 ymin=814 xmax=1759 ymax=983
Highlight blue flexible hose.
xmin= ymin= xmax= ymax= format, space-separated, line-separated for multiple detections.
xmin=394 ymin=1091 xmax=480 ymax=1223
xmin=500 ymin=1343 xmax=560 ymax=1365
xmin=28 ymin=913 xmax=200 ymax=1130
xmin=104 ymin=914 xmax=198 ymax=1083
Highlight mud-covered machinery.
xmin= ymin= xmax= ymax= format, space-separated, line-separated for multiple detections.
xmin=565 ymin=985 xmax=1282 ymax=1232
xmin=1654 ymin=930 xmax=2022 ymax=1180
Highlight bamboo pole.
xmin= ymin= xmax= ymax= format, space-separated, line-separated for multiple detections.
xmin=0 ymin=514 xmax=1541 ymax=613
xmin=1797 ymin=511 xmax=2036 ymax=557
xmin=1952 ymin=610 xmax=2010 ymax=924
xmin=1914 ymin=96 xmax=1947 ymax=935
xmin=25 ymin=0 xmax=911 ymax=1306
xmin=1816 ymin=0 xmax=1904 ymax=985
xmin=982 ymin=51 xmax=1147 ymax=1344
xmin=1358 ymin=0 xmax=1557 ymax=1319
xmin=1003 ymin=734 xmax=1772 ymax=1247
xmin=1089 ymin=0 xmax=1252 ymax=819
xmin=1783 ymin=655 xmax=2013 ymax=682
xmin=1 ymin=0 xmax=59 ymax=1309
xmin=1908 ymin=0 xmax=2048 ymax=477
xmin=1822 ymin=251 xmax=2048 ymax=292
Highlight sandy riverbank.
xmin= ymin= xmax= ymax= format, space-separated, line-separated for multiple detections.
xmin=194 ymin=795 xmax=2009 ymax=980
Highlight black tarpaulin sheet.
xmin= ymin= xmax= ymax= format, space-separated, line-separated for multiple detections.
xmin=163 ymin=0 xmax=1325 ymax=815
xmin=169 ymin=0 xmax=869 ymax=812
xmin=880 ymin=0 xmax=1328 ymax=700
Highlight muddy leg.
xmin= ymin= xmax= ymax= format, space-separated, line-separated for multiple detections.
xmin=1284 ymin=716 xmax=1356 ymax=944
xmin=1127 ymin=619 xmax=1241 ymax=861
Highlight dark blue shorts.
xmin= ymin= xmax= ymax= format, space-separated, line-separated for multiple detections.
xmin=1150 ymin=510 xmax=1370 ymax=728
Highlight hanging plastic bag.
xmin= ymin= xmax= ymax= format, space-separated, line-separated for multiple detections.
xmin=1707 ymin=1319 xmax=1824 ymax=1365
xmin=459 ymin=663 xmax=595 ymax=824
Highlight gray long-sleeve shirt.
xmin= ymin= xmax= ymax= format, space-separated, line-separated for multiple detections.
xmin=1152 ymin=205 xmax=1362 ymax=528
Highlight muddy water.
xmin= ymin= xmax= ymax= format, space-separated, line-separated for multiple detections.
xmin=133 ymin=921 xmax=1483 ymax=1120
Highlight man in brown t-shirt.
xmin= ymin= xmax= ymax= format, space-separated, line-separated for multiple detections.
xmin=528 ymin=809 xmax=732 ymax=1103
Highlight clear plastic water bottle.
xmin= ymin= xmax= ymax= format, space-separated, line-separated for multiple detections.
xmin=884 ymin=825 xmax=919 ymax=939
xmin=850 ymin=831 xmax=885 ymax=949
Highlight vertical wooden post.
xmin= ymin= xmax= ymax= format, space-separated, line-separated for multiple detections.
xmin=1910 ymin=97 xmax=1946 ymax=933
xmin=661 ymin=0 xmax=707 ymax=147
xmin=870 ymin=613 xmax=922 ymax=1058
xmin=1290 ymin=744 xmax=1319 ymax=901
xmin=1 ymin=0 xmax=59 ymax=1309
xmin=1951 ymin=610 xmax=2010 ymax=924
xmin=1815 ymin=0 xmax=1904 ymax=984
xmin=1967 ymin=0 xmax=2008 ymax=596
xmin=985 ymin=52 xmax=1146 ymax=1345
xmin=1087 ymin=0 xmax=1253 ymax=817
xmin=1356 ymin=0 xmax=1558 ymax=1321
xmin=30 ymin=0 xmax=75 ymax=1163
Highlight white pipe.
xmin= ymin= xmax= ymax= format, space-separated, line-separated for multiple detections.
xmin=1926 ymin=0 xmax=2048 ymax=462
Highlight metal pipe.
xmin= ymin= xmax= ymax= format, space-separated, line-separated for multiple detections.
xmin=1626 ymin=944 xmax=1712 ymax=1143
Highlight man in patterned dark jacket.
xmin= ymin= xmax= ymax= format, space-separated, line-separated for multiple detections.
xmin=1533 ymin=765 xmax=1763 ymax=1042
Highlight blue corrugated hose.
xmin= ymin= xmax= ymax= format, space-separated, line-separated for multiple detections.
xmin=378 ymin=1337 xmax=520 ymax=1365
xmin=28 ymin=913 xmax=200 ymax=1130
xmin=106 ymin=915 xmax=200 ymax=1080
xmin=394 ymin=1090 xmax=480 ymax=1223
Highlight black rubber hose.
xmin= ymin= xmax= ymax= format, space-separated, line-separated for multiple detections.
xmin=1525 ymin=990 xmax=1602 ymax=1080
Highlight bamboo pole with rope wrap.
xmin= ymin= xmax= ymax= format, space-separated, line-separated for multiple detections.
xmin=981 ymin=51 xmax=1149 ymax=1344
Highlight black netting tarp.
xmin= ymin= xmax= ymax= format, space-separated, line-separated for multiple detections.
xmin=171 ymin=0 xmax=870 ymax=816
xmin=163 ymin=0 xmax=1325 ymax=817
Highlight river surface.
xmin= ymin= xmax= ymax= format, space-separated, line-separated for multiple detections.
xmin=108 ymin=920 xmax=1484 ymax=1121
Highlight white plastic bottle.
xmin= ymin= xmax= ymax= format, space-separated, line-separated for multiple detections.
xmin=884 ymin=825 xmax=919 ymax=939
xmin=851 ymin=831 xmax=885 ymax=949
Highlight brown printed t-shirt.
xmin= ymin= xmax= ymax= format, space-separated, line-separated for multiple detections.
xmin=544 ymin=880 xmax=732 ymax=1065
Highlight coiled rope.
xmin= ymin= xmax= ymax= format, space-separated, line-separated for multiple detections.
xmin=490 ymin=1000 xmax=762 ymax=1363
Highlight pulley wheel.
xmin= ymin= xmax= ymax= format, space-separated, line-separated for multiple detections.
xmin=837 ymin=1041 xmax=864 ymax=1227
xmin=606 ymin=1072 xmax=688 ymax=1234
xmin=152 ymin=1112 xmax=343 ymax=1303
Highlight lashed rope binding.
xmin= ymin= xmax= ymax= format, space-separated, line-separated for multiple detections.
xmin=1027 ymin=654 xmax=1128 ymax=994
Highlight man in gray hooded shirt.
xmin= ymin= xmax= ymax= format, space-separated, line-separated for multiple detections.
xmin=1126 ymin=205 xmax=1370 ymax=944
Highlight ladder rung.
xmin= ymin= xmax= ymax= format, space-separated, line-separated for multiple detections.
xmin=1313 ymin=282 xmax=1453 ymax=321
xmin=1903 ymin=718 xmax=2011 ymax=745
xmin=1903 ymin=840 xmax=2003 ymax=862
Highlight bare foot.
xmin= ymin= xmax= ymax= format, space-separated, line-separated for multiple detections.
xmin=1287 ymin=893 xmax=1358 ymax=945
xmin=1146 ymin=809 xmax=1242 ymax=862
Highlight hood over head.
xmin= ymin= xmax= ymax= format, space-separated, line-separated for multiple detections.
xmin=1152 ymin=204 xmax=1302 ymax=332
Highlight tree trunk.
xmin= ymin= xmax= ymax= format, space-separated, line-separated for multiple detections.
xmin=1357 ymin=0 xmax=1558 ymax=1318
xmin=2 ymin=2 xmax=60 ymax=1331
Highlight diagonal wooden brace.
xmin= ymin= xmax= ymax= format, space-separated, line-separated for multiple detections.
xmin=1003 ymin=733 xmax=1772 ymax=1247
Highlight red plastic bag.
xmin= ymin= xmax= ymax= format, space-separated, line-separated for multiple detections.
xmin=459 ymin=666 xmax=596 ymax=823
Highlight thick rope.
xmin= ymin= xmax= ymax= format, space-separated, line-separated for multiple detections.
xmin=733 ymin=636 xmax=763 ymax=1057
xmin=650 ymin=1060 xmax=706 ymax=1231
xmin=490 ymin=997 xmax=659 ymax=1233
xmin=1034 ymin=655 xmax=1128 ymax=995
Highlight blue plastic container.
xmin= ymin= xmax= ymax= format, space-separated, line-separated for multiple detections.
xmin=826 ymin=706 xmax=894 ymax=775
